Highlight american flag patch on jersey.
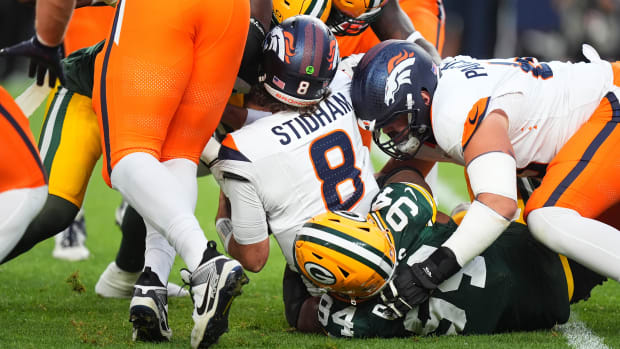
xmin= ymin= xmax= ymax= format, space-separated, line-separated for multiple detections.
xmin=272 ymin=76 xmax=286 ymax=89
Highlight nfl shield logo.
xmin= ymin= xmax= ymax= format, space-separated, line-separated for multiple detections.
xmin=272 ymin=76 xmax=286 ymax=89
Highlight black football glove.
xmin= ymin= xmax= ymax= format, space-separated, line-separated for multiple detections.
xmin=0 ymin=36 xmax=66 ymax=88
xmin=380 ymin=246 xmax=460 ymax=318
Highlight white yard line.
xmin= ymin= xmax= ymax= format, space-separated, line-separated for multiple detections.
xmin=557 ymin=312 xmax=609 ymax=349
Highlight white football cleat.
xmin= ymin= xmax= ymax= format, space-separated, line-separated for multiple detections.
xmin=96 ymin=262 xmax=189 ymax=298
xmin=129 ymin=267 xmax=172 ymax=342
xmin=184 ymin=241 xmax=248 ymax=349
xmin=52 ymin=210 xmax=90 ymax=261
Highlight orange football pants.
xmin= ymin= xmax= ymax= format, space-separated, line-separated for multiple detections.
xmin=337 ymin=0 xmax=445 ymax=57
xmin=525 ymin=62 xmax=620 ymax=227
xmin=93 ymin=0 xmax=250 ymax=187
xmin=64 ymin=5 xmax=115 ymax=55
xmin=0 ymin=87 xmax=47 ymax=192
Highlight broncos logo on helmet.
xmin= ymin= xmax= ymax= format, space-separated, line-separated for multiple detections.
xmin=263 ymin=27 xmax=296 ymax=64
xmin=384 ymin=50 xmax=416 ymax=106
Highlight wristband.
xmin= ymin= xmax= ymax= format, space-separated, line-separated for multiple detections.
xmin=215 ymin=218 xmax=233 ymax=253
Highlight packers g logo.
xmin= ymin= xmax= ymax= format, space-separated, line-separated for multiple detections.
xmin=263 ymin=27 xmax=296 ymax=64
xmin=384 ymin=50 xmax=416 ymax=106
xmin=304 ymin=262 xmax=336 ymax=285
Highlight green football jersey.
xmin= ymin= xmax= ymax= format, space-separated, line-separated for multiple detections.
xmin=61 ymin=40 xmax=105 ymax=98
xmin=318 ymin=182 xmax=570 ymax=338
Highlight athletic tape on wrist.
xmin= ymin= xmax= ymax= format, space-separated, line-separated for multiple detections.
xmin=215 ymin=218 xmax=233 ymax=252
xmin=467 ymin=151 xmax=518 ymax=201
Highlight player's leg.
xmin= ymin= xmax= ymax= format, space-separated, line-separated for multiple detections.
xmin=156 ymin=2 xmax=250 ymax=347
xmin=526 ymin=91 xmax=620 ymax=281
xmin=2 ymin=86 xmax=99 ymax=263
xmin=0 ymin=87 xmax=48 ymax=261
xmin=282 ymin=265 xmax=321 ymax=332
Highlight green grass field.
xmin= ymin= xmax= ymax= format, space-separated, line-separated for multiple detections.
xmin=1 ymin=79 xmax=619 ymax=348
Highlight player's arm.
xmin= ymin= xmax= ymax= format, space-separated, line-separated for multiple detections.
xmin=381 ymin=110 xmax=517 ymax=318
xmin=215 ymin=173 xmax=270 ymax=273
xmin=0 ymin=0 xmax=74 ymax=86
xmin=370 ymin=0 xmax=441 ymax=64
xmin=35 ymin=0 xmax=75 ymax=47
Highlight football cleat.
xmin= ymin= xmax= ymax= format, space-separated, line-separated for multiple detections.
xmin=95 ymin=261 xmax=189 ymax=298
xmin=52 ymin=209 xmax=90 ymax=261
xmin=183 ymin=241 xmax=249 ymax=349
xmin=129 ymin=267 xmax=172 ymax=342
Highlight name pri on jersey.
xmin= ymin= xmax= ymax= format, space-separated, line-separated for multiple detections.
xmin=271 ymin=91 xmax=353 ymax=145
xmin=264 ymin=26 xmax=296 ymax=64
xmin=442 ymin=59 xmax=488 ymax=79
xmin=385 ymin=50 xmax=416 ymax=106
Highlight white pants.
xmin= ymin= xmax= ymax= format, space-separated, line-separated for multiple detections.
xmin=0 ymin=185 xmax=47 ymax=261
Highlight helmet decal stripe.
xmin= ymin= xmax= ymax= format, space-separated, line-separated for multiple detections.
xmin=299 ymin=23 xmax=314 ymax=76
xmin=298 ymin=233 xmax=392 ymax=278
xmin=311 ymin=24 xmax=324 ymax=77
xmin=306 ymin=0 xmax=321 ymax=17
xmin=301 ymin=223 xmax=394 ymax=274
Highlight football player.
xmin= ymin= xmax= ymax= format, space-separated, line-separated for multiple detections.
xmin=272 ymin=0 xmax=444 ymax=62
xmin=351 ymin=40 xmax=620 ymax=316
xmin=293 ymin=169 xmax=606 ymax=337
xmin=210 ymin=15 xmax=380 ymax=332
xmin=0 ymin=87 xmax=47 ymax=262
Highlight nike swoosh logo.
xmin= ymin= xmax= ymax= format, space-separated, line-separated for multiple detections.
xmin=468 ymin=106 xmax=481 ymax=124
xmin=196 ymin=289 xmax=210 ymax=316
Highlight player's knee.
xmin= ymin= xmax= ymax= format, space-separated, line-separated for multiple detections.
xmin=33 ymin=194 xmax=80 ymax=234
xmin=527 ymin=206 xmax=578 ymax=251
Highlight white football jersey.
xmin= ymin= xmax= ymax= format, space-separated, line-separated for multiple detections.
xmin=212 ymin=70 xmax=379 ymax=268
xmin=431 ymin=53 xmax=614 ymax=176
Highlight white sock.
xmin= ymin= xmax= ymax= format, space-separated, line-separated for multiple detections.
xmin=110 ymin=153 xmax=207 ymax=272
xmin=0 ymin=186 xmax=47 ymax=260
xmin=144 ymin=225 xmax=175 ymax=285
xmin=528 ymin=206 xmax=620 ymax=281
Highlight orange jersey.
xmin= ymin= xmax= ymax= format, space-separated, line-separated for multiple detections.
xmin=64 ymin=6 xmax=116 ymax=55
xmin=93 ymin=0 xmax=250 ymax=186
xmin=337 ymin=0 xmax=445 ymax=57
xmin=0 ymin=87 xmax=47 ymax=192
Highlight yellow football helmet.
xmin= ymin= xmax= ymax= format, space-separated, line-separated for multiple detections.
xmin=272 ymin=0 xmax=333 ymax=25
xmin=294 ymin=210 xmax=396 ymax=300
xmin=328 ymin=0 xmax=388 ymax=35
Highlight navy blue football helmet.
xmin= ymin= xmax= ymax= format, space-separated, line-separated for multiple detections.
xmin=352 ymin=40 xmax=439 ymax=160
xmin=261 ymin=15 xmax=340 ymax=107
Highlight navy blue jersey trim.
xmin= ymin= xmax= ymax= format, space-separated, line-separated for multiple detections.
xmin=544 ymin=92 xmax=619 ymax=206
xmin=99 ymin=0 xmax=123 ymax=179
xmin=0 ymin=104 xmax=47 ymax=182
xmin=218 ymin=144 xmax=251 ymax=162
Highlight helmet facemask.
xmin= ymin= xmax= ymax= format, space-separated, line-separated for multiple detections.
xmin=326 ymin=1 xmax=385 ymax=36
xmin=372 ymin=107 xmax=433 ymax=160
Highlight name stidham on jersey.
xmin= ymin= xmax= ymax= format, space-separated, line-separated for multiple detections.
xmin=270 ymin=91 xmax=353 ymax=145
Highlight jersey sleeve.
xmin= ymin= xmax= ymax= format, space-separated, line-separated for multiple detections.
xmin=61 ymin=40 xmax=105 ymax=98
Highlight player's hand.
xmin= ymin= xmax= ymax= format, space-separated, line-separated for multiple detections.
xmin=0 ymin=36 xmax=65 ymax=87
xmin=380 ymin=246 xmax=460 ymax=318
xmin=380 ymin=263 xmax=432 ymax=318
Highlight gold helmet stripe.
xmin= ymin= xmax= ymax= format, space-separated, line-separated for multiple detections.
xmin=299 ymin=222 xmax=394 ymax=278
